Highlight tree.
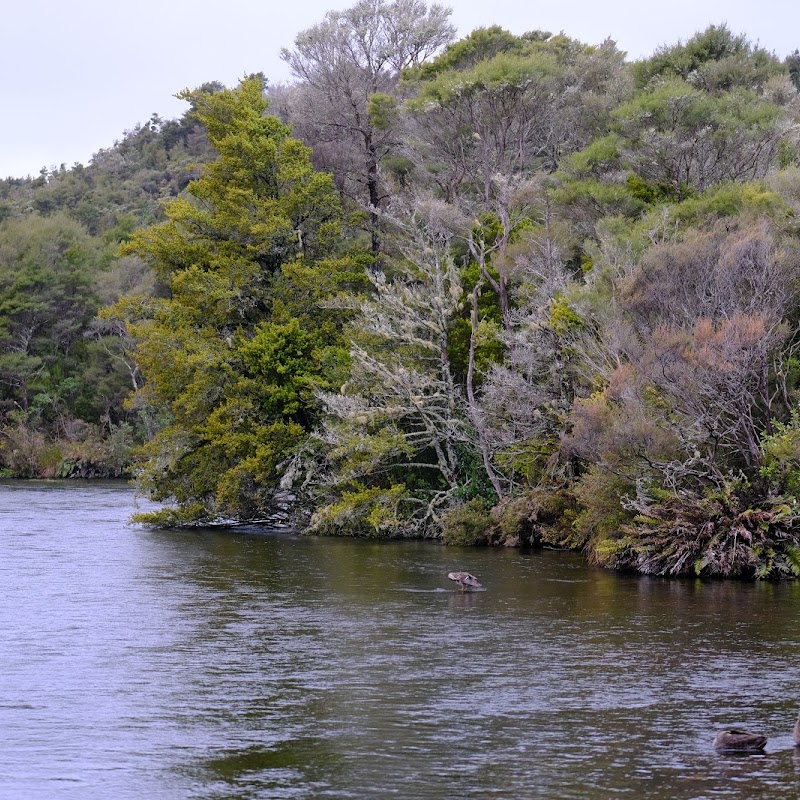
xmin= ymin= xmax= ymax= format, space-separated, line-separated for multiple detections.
xmin=788 ymin=50 xmax=800 ymax=91
xmin=555 ymin=30 xmax=798 ymax=234
xmin=477 ymin=238 xmax=576 ymax=491
xmin=109 ymin=78 xmax=351 ymax=526
xmin=614 ymin=79 xmax=791 ymax=199
xmin=0 ymin=213 xmax=99 ymax=422
xmin=312 ymin=205 xmax=471 ymax=536
xmin=404 ymin=32 xmax=627 ymax=203
xmin=402 ymin=30 xmax=628 ymax=345
xmin=278 ymin=0 xmax=454 ymax=257
xmin=631 ymin=25 xmax=783 ymax=92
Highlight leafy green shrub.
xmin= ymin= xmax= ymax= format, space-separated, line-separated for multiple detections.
xmin=311 ymin=484 xmax=414 ymax=538
xmin=603 ymin=477 xmax=800 ymax=578
xmin=442 ymin=499 xmax=492 ymax=546
xmin=570 ymin=466 xmax=637 ymax=554
xmin=760 ymin=410 xmax=800 ymax=497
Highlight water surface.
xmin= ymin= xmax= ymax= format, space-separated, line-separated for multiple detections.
xmin=1 ymin=481 xmax=799 ymax=798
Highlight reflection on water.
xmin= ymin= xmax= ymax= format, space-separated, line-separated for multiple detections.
xmin=1 ymin=481 xmax=800 ymax=799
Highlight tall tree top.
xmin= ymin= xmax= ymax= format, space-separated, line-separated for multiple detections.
xmin=631 ymin=24 xmax=783 ymax=92
xmin=281 ymin=0 xmax=455 ymax=87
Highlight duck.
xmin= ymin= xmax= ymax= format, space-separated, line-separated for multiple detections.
xmin=447 ymin=571 xmax=482 ymax=591
xmin=713 ymin=728 xmax=768 ymax=752
xmin=793 ymin=711 xmax=800 ymax=746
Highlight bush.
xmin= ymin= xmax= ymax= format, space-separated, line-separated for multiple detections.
xmin=504 ymin=489 xmax=578 ymax=547
xmin=310 ymin=484 xmax=415 ymax=538
xmin=607 ymin=477 xmax=800 ymax=578
xmin=442 ymin=499 xmax=492 ymax=546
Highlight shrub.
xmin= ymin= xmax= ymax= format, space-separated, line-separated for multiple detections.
xmin=442 ymin=499 xmax=492 ymax=546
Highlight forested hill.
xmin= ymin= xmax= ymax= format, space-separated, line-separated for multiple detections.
xmin=0 ymin=89 xmax=219 ymax=477
xmin=3 ymin=3 xmax=800 ymax=580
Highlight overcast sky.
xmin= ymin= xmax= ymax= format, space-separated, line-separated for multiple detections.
xmin=2 ymin=0 xmax=798 ymax=179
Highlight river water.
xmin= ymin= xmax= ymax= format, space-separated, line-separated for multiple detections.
xmin=1 ymin=481 xmax=800 ymax=799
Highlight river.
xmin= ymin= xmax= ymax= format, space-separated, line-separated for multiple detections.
xmin=1 ymin=480 xmax=799 ymax=799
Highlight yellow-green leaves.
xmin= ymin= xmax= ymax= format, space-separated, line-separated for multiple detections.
xmin=113 ymin=78 xmax=349 ymax=525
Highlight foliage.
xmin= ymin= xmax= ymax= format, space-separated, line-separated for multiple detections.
xmin=314 ymin=209 xmax=472 ymax=536
xmin=404 ymin=34 xmax=628 ymax=202
xmin=554 ymin=30 xmax=796 ymax=236
xmin=0 ymin=212 xmax=151 ymax=476
xmin=310 ymin=483 xmax=414 ymax=537
xmin=277 ymin=0 xmax=455 ymax=256
xmin=441 ymin=498 xmax=491 ymax=545
xmin=0 ymin=109 xmax=214 ymax=237
xmin=407 ymin=25 xmax=534 ymax=80
xmin=560 ymin=215 xmax=800 ymax=574
xmin=760 ymin=411 xmax=800 ymax=497
xmin=605 ymin=478 xmax=800 ymax=579
xmin=631 ymin=25 xmax=783 ymax=92
xmin=112 ymin=78 xmax=348 ymax=525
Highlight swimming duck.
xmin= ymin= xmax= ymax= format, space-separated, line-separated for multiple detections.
xmin=447 ymin=571 xmax=482 ymax=591
xmin=713 ymin=728 xmax=767 ymax=752
xmin=793 ymin=711 xmax=800 ymax=746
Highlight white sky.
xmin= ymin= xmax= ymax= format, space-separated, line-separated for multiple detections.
xmin=2 ymin=0 xmax=798 ymax=178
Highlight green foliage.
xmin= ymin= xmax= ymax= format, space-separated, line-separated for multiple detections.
xmin=662 ymin=181 xmax=788 ymax=224
xmin=239 ymin=320 xmax=322 ymax=420
xmin=760 ymin=411 xmax=800 ymax=497
xmin=367 ymin=93 xmax=399 ymax=131
xmin=407 ymin=25 xmax=530 ymax=80
xmin=0 ymin=79 xmax=225 ymax=478
xmin=441 ymin=498 xmax=491 ymax=545
xmin=131 ymin=503 xmax=210 ymax=528
xmin=310 ymin=483 xmax=414 ymax=537
xmin=0 ymin=108 xmax=214 ymax=236
xmin=631 ymin=25 xmax=782 ymax=91
xmin=607 ymin=478 xmax=800 ymax=579
xmin=625 ymin=174 xmax=678 ymax=205
xmin=570 ymin=466 xmax=637 ymax=554
xmin=0 ymin=414 xmax=135 ymax=478
xmin=548 ymin=294 xmax=582 ymax=334
xmin=560 ymin=134 xmax=622 ymax=176
xmin=557 ymin=59 xmax=791 ymax=233
xmin=611 ymin=78 xmax=786 ymax=198
xmin=0 ymin=212 xmax=143 ymax=472
xmin=111 ymin=78 xmax=348 ymax=525
xmin=585 ymin=181 xmax=790 ymax=254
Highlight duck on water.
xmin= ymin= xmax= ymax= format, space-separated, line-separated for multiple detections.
xmin=713 ymin=729 xmax=768 ymax=752
xmin=713 ymin=710 xmax=800 ymax=752
xmin=447 ymin=572 xmax=481 ymax=591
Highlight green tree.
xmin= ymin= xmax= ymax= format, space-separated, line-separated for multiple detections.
xmin=110 ymin=78 xmax=352 ymax=526
xmin=0 ymin=213 xmax=99 ymax=421
xmin=631 ymin=25 xmax=782 ymax=92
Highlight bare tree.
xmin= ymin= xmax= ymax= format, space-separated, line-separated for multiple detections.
xmin=314 ymin=202 xmax=473 ymax=532
xmin=279 ymin=0 xmax=454 ymax=257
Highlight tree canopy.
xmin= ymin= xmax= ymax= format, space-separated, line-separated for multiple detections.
xmin=107 ymin=77 xmax=357 ymax=525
